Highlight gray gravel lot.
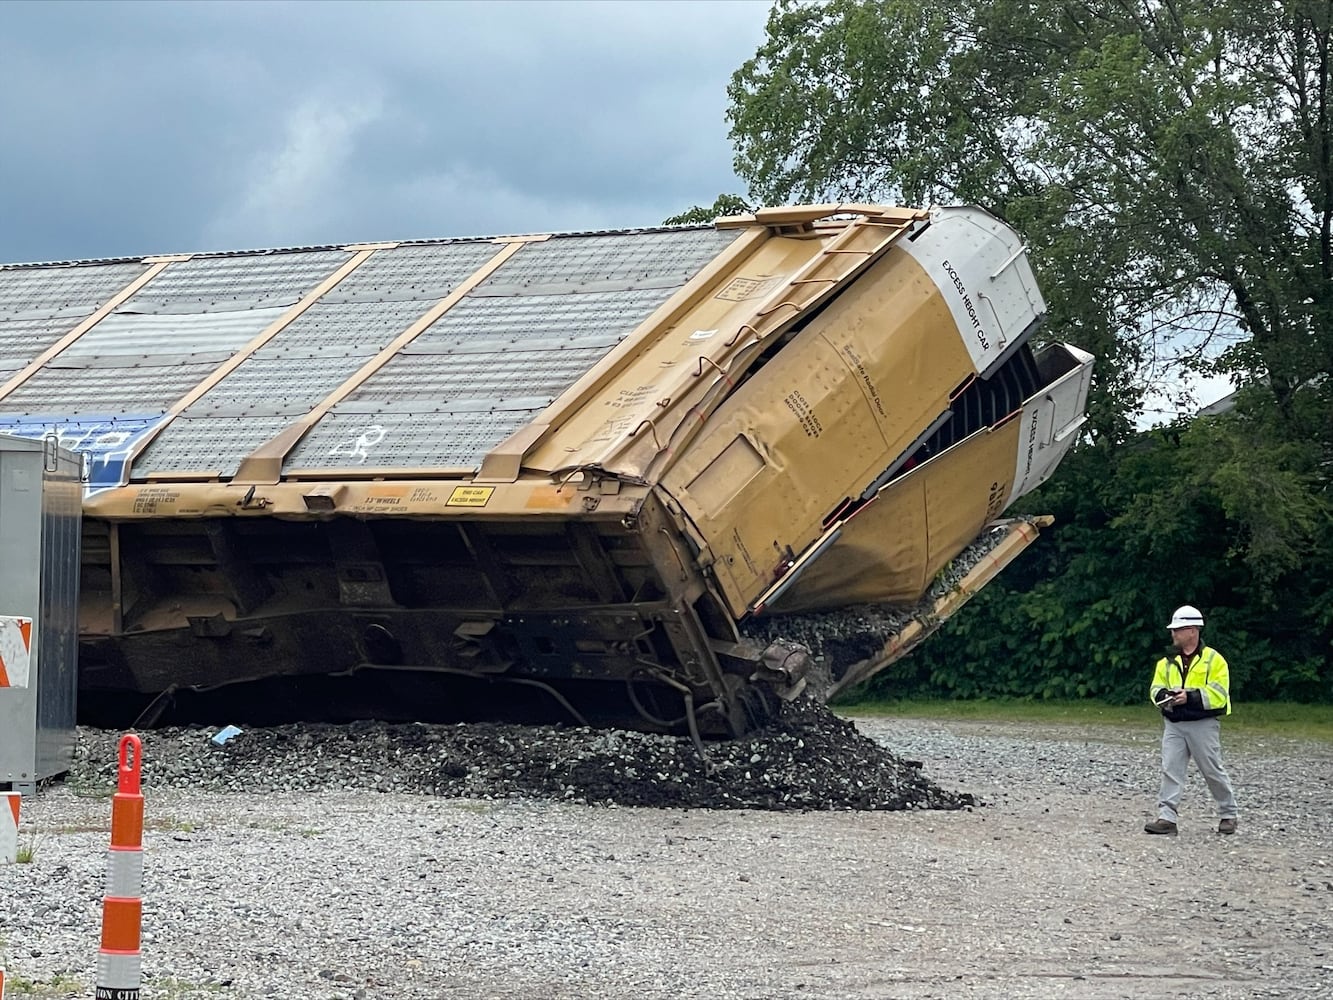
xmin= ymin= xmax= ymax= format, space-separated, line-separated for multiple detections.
xmin=1 ymin=714 xmax=1330 ymax=1000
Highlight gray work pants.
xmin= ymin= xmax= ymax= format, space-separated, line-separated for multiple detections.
xmin=1157 ymin=717 xmax=1238 ymax=823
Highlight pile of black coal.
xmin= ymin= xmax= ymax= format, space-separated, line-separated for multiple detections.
xmin=69 ymin=699 xmax=972 ymax=812
xmin=741 ymin=521 xmax=1022 ymax=684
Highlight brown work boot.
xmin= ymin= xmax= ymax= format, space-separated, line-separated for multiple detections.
xmin=1144 ymin=818 xmax=1178 ymax=835
xmin=1218 ymin=818 xmax=1238 ymax=835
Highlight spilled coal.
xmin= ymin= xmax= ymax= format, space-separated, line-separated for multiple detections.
xmin=741 ymin=520 xmax=1025 ymax=685
xmin=67 ymin=699 xmax=972 ymax=812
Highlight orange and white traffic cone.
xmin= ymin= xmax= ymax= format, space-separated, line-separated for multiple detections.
xmin=0 ymin=615 xmax=32 ymax=689
xmin=96 ymin=734 xmax=144 ymax=1000
xmin=1 ymin=792 xmax=18 ymax=864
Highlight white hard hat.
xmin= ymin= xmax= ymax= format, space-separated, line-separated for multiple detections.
xmin=1166 ymin=605 xmax=1205 ymax=630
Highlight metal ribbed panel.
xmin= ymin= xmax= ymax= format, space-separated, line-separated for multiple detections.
xmin=60 ymin=308 xmax=288 ymax=358
xmin=179 ymin=354 xmax=370 ymax=415
xmin=476 ymin=228 xmax=737 ymax=293
xmin=326 ymin=242 xmax=502 ymax=300
xmin=0 ymin=261 xmax=147 ymax=317
xmin=411 ymin=288 xmax=670 ymax=351
xmin=330 ymin=289 xmax=670 ymax=459
xmin=254 ymin=299 xmax=429 ymax=354
xmin=287 ymin=237 xmax=722 ymax=471
xmin=0 ymin=315 xmax=83 ymax=365
xmin=132 ymin=414 xmax=295 ymax=477
xmin=2 ymin=230 xmax=744 ymax=477
xmin=356 ymin=347 xmax=609 ymax=404
xmin=124 ymin=250 xmax=350 ymax=312
xmin=136 ymin=244 xmax=510 ymax=474
xmin=1 ymin=362 xmax=219 ymax=415
xmin=286 ymin=406 xmax=544 ymax=471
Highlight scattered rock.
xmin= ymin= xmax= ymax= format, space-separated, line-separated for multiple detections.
xmin=65 ymin=699 xmax=972 ymax=812
xmin=742 ymin=523 xmax=1021 ymax=683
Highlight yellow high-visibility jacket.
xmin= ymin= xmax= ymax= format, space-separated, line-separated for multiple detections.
xmin=1150 ymin=645 xmax=1231 ymax=721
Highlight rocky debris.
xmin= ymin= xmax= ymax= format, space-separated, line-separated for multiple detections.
xmin=12 ymin=717 xmax=1329 ymax=1000
xmin=66 ymin=699 xmax=971 ymax=812
xmin=742 ymin=521 xmax=1022 ymax=681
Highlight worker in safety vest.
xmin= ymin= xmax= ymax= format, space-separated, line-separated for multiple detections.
xmin=1144 ymin=605 xmax=1239 ymax=836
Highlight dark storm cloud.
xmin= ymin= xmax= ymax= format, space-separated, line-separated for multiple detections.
xmin=0 ymin=0 xmax=768 ymax=262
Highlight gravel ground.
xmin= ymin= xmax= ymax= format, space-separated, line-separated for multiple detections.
xmin=2 ymin=711 xmax=1331 ymax=999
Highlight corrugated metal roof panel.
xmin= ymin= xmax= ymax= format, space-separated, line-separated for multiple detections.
xmin=326 ymin=242 xmax=502 ymax=300
xmin=475 ymin=229 xmax=738 ymax=292
xmin=352 ymin=346 xmax=611 ymax=405
xmin=250 ymin=298 xmax=429 ymax=355
xmin=123 ymin=250 xmax=351 ymax=312
xmin=286 ymin=406 xmax=546 ymax=471
xmin=133 ymin=414 xmax=297 ymax=477
xmin=409 ymin=288 xmax=671 ymax=352
xmin=0 ymin=227 xmax=750 ymax=478
xmin=275 ymin=230 xmax=731 ymax=474
xmin=178 ymin=354 xmax=371 ymax=415
xmin=1 ymin=361 xmax=221 ymax=415
xmin=130 ymin=243 xmax=512 ymax=477
xmin=0 ymin=260 xmax=148 ymax=317
xmin=302 ymin=280 xmax=686 ymax=472
xmin=61 ymin=308 xmax=289 ymax=358
xmin=0 ymin=315 xmax=85 ymax=366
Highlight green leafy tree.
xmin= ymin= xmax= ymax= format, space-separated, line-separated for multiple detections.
xmin=664 ymin=194 xmax=756 ymax=226
xmin=724 ymin=1 xmax=1333 ymax=702
xmin=728 ymin=0 xmax=1333 ymax=438
xmin=870 ymin=396 xmax=1332 ymax=704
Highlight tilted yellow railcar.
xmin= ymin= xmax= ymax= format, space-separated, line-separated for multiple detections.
xmin=0 ymin=205 xmax=1091 ymax=735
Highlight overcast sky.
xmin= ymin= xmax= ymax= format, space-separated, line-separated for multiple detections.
xmin=0 ymin=0 xmax=770 ymax=263
xmin=0 ymin=0 xmax=1234 ymax=417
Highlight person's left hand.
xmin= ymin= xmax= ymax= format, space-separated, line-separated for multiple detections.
xmin=1170 ymin=690 xmax=1188 ymax=707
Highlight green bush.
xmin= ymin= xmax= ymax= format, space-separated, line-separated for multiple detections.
xmin=860 ymin=393 xmax=1333 ymax=706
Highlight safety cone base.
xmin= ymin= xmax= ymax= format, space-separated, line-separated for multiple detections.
xmin=1 ymin=793 xmax=19 ymax=865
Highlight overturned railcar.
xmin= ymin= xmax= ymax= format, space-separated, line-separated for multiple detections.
xmin=0 ymin=205 xmax=1092 ymax=735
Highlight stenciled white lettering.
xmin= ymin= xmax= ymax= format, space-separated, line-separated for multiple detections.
xmin=941 ymin=259 xmax=991 ymax=351
xmin=1024 ymin=407 xmax=1040 ymax=477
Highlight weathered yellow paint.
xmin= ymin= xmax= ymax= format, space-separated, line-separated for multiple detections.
xmin=824 ymin=516 xmax=1052 ymax=699
xmin=513 ymin=214 xmax=925 ymax=483
xmin=773 ymin=416 xmax=1024 ymax=612
xmin=661 ymin=246 xmax=975 ymax=616
xmin=81 ymin=478 xmax=641 ymax=520
xmin=593 ymin=216 xmax=924 ymax=481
